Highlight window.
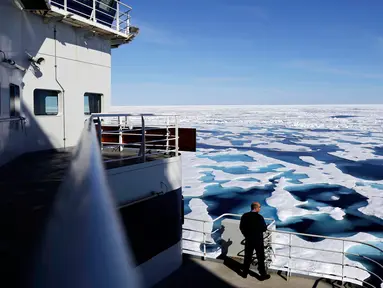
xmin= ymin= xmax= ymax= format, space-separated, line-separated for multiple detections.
xmin=10 ymin=84 xmax=20 ymax=117
xmin=34 ymin=89 xmax=59 ymax=115
xmin=84 ymin=93 xmax=102 ymax=115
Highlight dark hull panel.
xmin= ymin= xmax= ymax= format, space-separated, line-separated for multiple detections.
xmin=119 ymin=188 xmax=183 ymax=266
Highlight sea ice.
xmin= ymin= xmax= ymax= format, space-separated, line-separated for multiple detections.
xmin=255 ymin=142 xmax=313 ymax=152
xmin=111 ymin=105 xmax=383 ymax=284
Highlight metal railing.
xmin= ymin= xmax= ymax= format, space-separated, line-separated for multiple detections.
xmin=182 ymin=213 xmax=275 ymax=260
xmin=89 ymin=113 xmax=179 ymax=164
xmin=182 ymin=213 xmax=383 ymax=288
xmin=50 ymin=0 xmax=134 ymax=36
xmin=268 ymin=228 xmax=383 ymax=288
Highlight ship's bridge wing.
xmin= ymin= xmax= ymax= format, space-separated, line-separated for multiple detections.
xmin=15 ymin=0 xmax=139 ymax=48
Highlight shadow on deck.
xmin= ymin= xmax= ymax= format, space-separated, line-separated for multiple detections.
xmin=154 ymin=255 xmax=339 ymax=288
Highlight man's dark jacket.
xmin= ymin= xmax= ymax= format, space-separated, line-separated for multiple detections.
xmin=240 ymin=211 xmax=267 ymax=241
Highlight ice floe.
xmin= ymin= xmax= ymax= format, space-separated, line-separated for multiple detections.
xmin=112 ymin=105 xmax=383 ymax=284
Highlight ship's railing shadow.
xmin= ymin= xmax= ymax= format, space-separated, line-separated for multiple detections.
xmin=182 ymin=213 xmax=383 ymax=288
xmin=153 ymin=254 xmax=237 ymax=288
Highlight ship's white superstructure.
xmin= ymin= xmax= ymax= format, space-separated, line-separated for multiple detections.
xmin=0 ymin=0 xmax=139 ymax=165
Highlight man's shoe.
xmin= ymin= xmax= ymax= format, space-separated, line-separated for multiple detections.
xmin=241 ymin=272 xmax=248 ymax=279
xmin=259 ymin=274 xmax=271 ymax=281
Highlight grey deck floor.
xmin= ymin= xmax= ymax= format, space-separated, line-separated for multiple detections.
xmin=154 ymin=256 xmax=336 ymax=288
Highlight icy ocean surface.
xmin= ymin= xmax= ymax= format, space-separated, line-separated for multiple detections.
xmin=112 ymin=105 xmax=383 ymax=285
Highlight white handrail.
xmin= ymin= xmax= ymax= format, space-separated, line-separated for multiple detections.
xmin=184 ymin=214 xmax=383 ymax=254
xmin=182 ymin=213 xmax=383 ymax=287
xmin=267 ymin=228 xmax=383 ymax=254
xmin=186 ymin=213 xmax=274 ymax=224
xmin=184 ymin=214 xmax=275 ymax=260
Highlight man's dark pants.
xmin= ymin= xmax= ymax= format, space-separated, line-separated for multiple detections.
xmin=243 ymin=238 xmax=266 ymax=276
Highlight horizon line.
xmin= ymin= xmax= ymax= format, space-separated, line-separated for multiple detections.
xmin=111 ymin=103 xmax=383 ymax=107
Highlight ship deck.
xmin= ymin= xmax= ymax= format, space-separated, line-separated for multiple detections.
xmin=154 ymin=256 xmax=336 ymax=288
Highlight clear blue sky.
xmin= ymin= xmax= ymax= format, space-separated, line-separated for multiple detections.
xmin=111 ymin=0 xmax=383 ymax=106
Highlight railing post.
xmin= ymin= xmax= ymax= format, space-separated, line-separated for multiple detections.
xmin=92 ymin=0 xmax=96 ymax=22
xmin=127 ymin=14 xmax=130 ymax=34
xmin=203 ymin=221 xmax=206 ymax=260
xmin=175 ymin=116 xmax=179 ymax=156
xmin=64 ymin=0 xmax=67 ymax=12
xmin=288 ymin=233 xmax=292 ymax=280
xmin=140 ymin=115 xmax=146 ymax=162
xmin=118 ymin=116 xmax=123 ymax=152
xmin=116 ymin=1 xmax=120 ymax=32
xmin=341 ymin=240 xmax=345 ymax=285
xmin=166 ymin=116 xmax=170 ymax=155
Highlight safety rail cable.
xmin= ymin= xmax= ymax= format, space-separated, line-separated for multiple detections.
xmin=182 ymin=214 xmax=383 ymax=288
xmin=90 ymin=113 xmax=179 ymax=164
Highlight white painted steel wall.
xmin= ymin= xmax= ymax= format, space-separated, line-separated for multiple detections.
xmin=107 ymin=156 xmax=183 ymax=205
xmin=0 ymin=0 xmax=111 ymax=165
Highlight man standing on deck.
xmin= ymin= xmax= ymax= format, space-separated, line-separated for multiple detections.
xmin=240 ymin=202 xmax=271 ymax=280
